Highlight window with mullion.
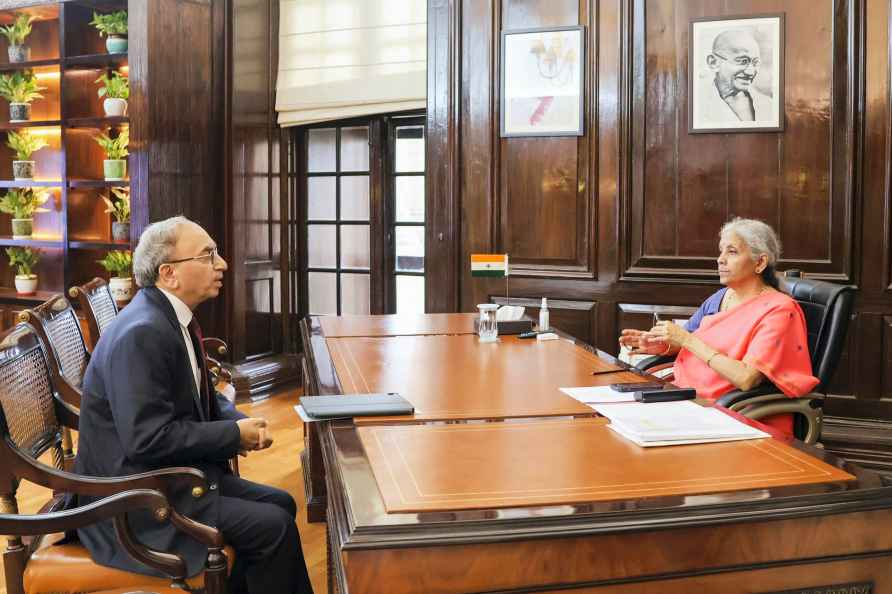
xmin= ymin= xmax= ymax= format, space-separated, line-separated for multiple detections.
xmin=388 ymin=117 xmax=426 ymax=314
xmin=305 ymin=124 xmax=372 ymax=316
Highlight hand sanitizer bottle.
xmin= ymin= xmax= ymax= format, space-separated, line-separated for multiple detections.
xmin=538 ymin=297 xmax=549 ymax=332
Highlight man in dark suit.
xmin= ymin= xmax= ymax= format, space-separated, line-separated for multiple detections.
xmin=74 ymin=216 xmax=313 ymax=594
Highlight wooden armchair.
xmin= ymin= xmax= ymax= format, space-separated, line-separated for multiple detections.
xmin=0 ymin=489 xmax=212 ymax=594
xmin=0 ymin=323 xmax=230 ymax=594
xmin=70 ymin=278 xmax=233 ymax=386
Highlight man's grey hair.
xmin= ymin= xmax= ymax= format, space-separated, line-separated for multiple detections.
xmin=720 ymin=217 xmax=781 ymax=266
xmin=133 ymin=216 xmax=190 ymax=287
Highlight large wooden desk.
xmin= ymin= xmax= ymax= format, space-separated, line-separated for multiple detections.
xmin=301 ymin=314 xmax=892 ymax=594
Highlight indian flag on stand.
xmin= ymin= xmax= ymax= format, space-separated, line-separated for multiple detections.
xmin=471 ymin=254 xmax=509 ymax=277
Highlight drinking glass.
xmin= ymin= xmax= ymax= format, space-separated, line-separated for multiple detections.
xmin=477 ymin=303 xmax=499 ymax=342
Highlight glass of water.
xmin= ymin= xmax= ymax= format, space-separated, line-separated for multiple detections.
xmin=477 ymin=303 xmax=499 ymax=343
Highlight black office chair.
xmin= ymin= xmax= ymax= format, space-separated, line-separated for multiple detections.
xmin=636 ymin=271 xmax=855 ymax=444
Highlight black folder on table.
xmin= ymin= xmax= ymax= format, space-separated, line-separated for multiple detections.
xmin=299 ymin=393 xmax=414 ymax=419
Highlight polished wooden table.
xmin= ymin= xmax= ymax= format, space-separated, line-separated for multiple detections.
xmin=301 ymin=314 xmax=892 ymax=594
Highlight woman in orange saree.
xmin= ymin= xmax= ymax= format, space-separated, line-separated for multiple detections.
xmin=619 ymin=218 xmax=818 ymax=437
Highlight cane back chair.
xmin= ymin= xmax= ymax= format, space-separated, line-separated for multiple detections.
xmin=0 ymin=322 xmax=231 ymax=594
xmin=70 ymin=278 xmax=233 ymax=385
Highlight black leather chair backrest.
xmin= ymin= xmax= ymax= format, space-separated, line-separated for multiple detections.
xmin=777 ymin=272 xmax=855 ymax=390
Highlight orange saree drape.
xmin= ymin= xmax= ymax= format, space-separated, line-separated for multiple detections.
xmin=673 ymin=290 xmax=819 ymax=437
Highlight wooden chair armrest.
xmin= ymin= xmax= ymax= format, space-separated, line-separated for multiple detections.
xmin=53 ymin=395 xmax=80 ymax=430
xmin=202 ymin=337 xmax=228 ymax=358
xmin=205 ymin=355 xmax=233 ymax=383
xmin=0 ymin=488 xmax=188 ymax=580
xmin=4 ymin=440 xmax=209 ymax=499
xmin=54 ymin=379 xmax=82 ymax=409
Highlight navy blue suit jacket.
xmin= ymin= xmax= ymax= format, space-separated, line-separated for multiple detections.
xmin=74 ymin=286 xmax=245 ymax=577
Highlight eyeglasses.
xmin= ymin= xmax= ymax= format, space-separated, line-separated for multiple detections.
xmin=165 ymin=247 xmax=221 ymax=266
xmin=712 ymin=52 xmax=761 ymax=68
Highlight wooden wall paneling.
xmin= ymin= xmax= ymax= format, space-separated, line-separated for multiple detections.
xmin=498 ymin=0 xmax=595 ymax=278
xmin=492 ymin=295 xmax=597 ymax=344
xmin=426 ymin=0 xmax=461 ymax=313
xmin=625 ymin=0 xmax=859 ymax=282
xmin=458 ymin=0 xmax=492 ymax=311
xmin=129 ymin=0 xmax=226 ymax=336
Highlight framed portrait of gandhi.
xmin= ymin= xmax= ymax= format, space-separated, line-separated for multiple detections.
xmin=689 ymin=14 xmax=784 ymax=133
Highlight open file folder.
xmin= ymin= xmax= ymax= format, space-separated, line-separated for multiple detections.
xmin=591 ymin=400 xmax=770 ymax=447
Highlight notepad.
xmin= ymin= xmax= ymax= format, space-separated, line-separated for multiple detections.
xmin=592 ymin=400 xmax=770 ymax=447
xmin=299 ymin=393 xmax=414 ymax=419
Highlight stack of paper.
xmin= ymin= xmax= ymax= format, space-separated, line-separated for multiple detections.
xmin=592 ymin=400 xmax=770 ymax=447
xmin=560 ymin=385 xmax=636 ymax=404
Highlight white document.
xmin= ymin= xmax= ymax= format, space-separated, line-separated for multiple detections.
xmin=592 ymin=400 xmax=770 ymax=446
xmin=560 ymin=385 xmax=636 ymax=404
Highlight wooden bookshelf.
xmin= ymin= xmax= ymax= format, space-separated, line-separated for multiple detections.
xmin=0 ymin=1 xmax=129 ymax=302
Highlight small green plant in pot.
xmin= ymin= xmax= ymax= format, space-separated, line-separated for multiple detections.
xmin=0 ymin=187 xmax=49 ymax=238
xmin=95 ymin=71 xmax=129 ymax=117
xmin=6 ymin=130 xmax=47 ymax=180
xmin=97 ymin=249 xmax=132 ymax=301
xmin=6 ymin=246 xmax=38 ymax=294
xmin=94 ymin=129 xmax=128 ymax=180
xmin=0 ymin=70 xmax=45 ymax=122
xmin=0 ymin=13 xmax=35 ymax=63
xmin=90 ymin=10 xmax=128 ymax=54
xmin=102 ymin=186 xmax=130 ymax=241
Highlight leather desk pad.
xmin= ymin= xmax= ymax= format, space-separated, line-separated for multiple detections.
xmin=358 ymin=418 xmax=856 ymax=513
xmin=320 ymin=313 xmax=478 ymax=338
xmin=326 ymin=334 xmax=632 ymax=422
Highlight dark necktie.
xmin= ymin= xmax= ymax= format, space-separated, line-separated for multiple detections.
xmin=187 ymin=316 xmax=211 ymax=419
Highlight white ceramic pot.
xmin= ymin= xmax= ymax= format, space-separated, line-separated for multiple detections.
xmin=109 ymin=276 xmax=133 ymax=302
xmin=12 ymin=160 xmax=34 ymax=180
xmin=103 ymin=98 xmax=127 ymax=117
xmin=14 ymin=274 xmax=37 ymax=295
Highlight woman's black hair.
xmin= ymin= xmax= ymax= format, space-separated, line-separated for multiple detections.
xmin=761 ymin=263 xmax=779 ymax=289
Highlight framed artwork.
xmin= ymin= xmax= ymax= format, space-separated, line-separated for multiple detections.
xmin=689 ymin=14 xmax=784 ymax=133
xmin=500 ymin=25 xmax=584 ymax=137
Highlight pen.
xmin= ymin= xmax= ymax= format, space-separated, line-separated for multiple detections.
xmin=591 ymin=368 xmax=624 ymax=376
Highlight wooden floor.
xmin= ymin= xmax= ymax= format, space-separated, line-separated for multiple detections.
xmin=0 ymin=386 xmax=328 ymax=594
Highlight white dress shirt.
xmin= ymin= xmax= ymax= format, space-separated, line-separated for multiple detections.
xmin=158 ymin=287 xmax=202 ymax=396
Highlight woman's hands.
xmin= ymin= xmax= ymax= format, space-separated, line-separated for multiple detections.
xmin=618 ymin=328 xmax=670 ymax=355
xmin=646 ymin=321 xmax=691 ymax=350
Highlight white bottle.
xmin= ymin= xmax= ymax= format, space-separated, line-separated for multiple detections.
xmin=538 ymin=297 xmax=549 ymax=332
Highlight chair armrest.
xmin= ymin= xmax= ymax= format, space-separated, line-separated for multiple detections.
xmin=202 ymin=337 xmax=228 ymax=358
xmin=633 ymin=354 xmax=677 ymax=372
xmin=52 ymin=395 xmax=79 ymax=430
xmin=715 ymin=383 xmax=781 ymax=409
xmin=4 ymin=439 xmax=209 ymax=499
xmin=53 ymin=378 xmax=82 ymax=409
xmin=0 ymin=488 xmax=189 ymax=580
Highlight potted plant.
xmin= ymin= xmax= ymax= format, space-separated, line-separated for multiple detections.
xmin=0 ymin=70 xmax=44 ymax=122
xmin=6 ymin=246 xmax=38 ymax=295
xmin=102 ymin=186 xmax=130 ymax=241
xmin=97 ymin=249 xmax=132 ymax=301
xmin=90 ymin=10 xmax=128 ymax=54
xmin=0 ymin=187 xmax=48 ymax=238
xmin=94 ymin=129 xmax=128 ymax=180
xmin=0 ymin=13 xmax=35 ymax=63
xmin=95 ymin=71 xmax=129 ymax=116
xmin=6 ymin=130 xmax=47 ymax=180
